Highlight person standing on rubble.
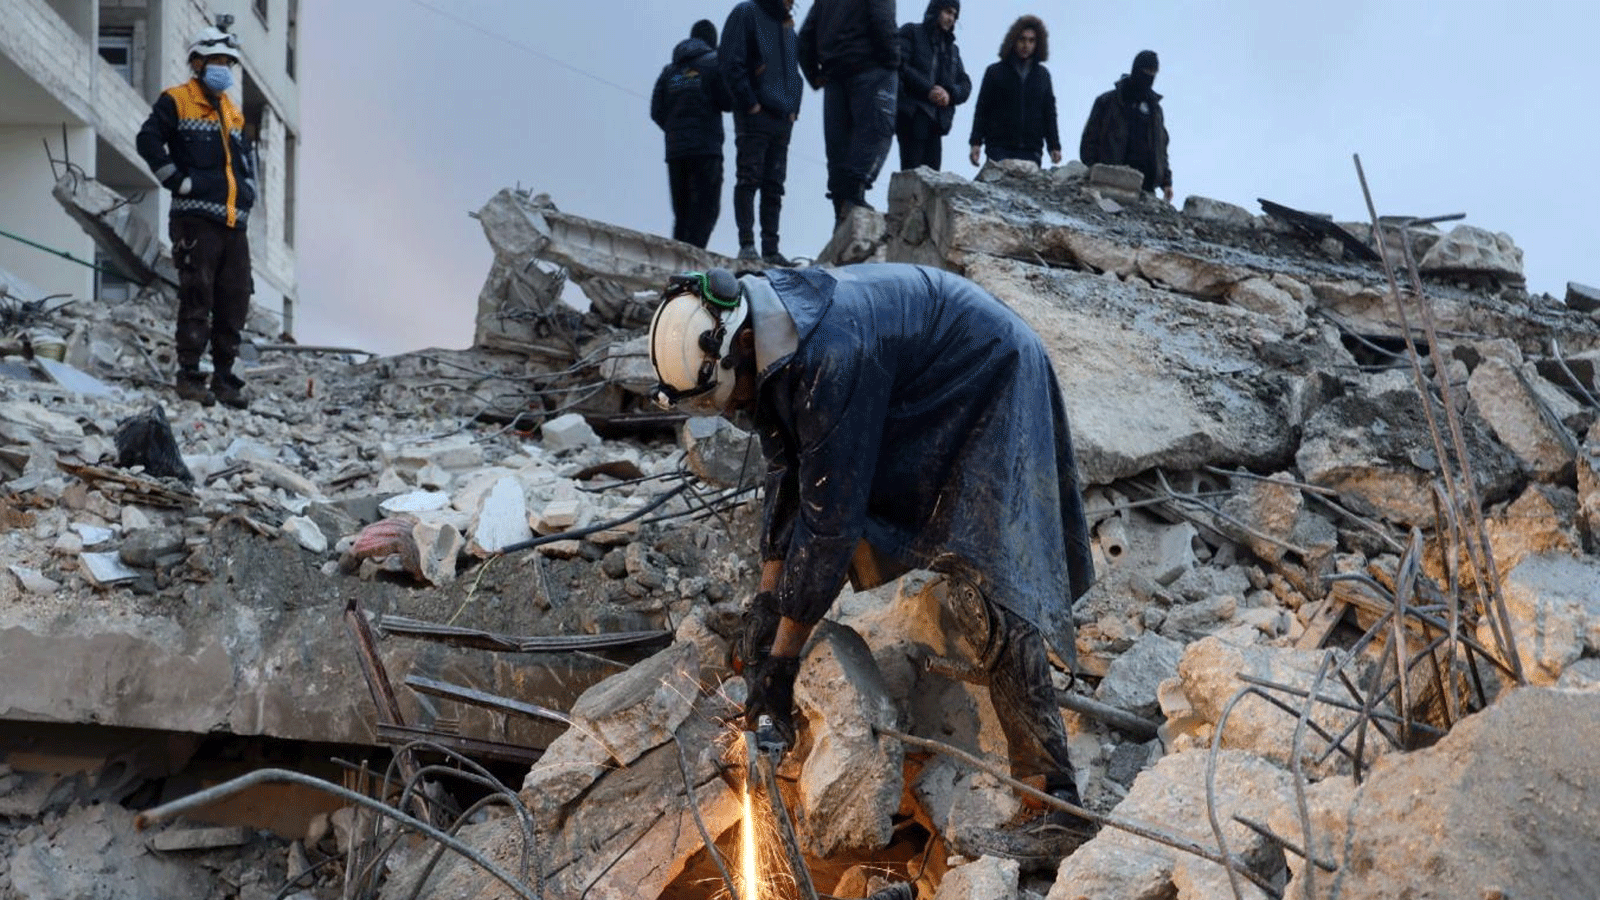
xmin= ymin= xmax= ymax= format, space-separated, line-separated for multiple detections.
xmin=652 ymin=19 xmax=735 ymax=249
xmin=967 ymin=15 xmax=1061 ymax=168
xmin=135 ymin=26 xmax=256 ymax=410
xmin=1079 ymin=50 xmax=1173 ymax=201
xmin=721 ymin=0 xmax=805 ymax=266
xmin=894 ymin=0 xmax=969 ymax=172
xmin=648 ymin=264 xmax=1097 ymax=867
xmin=797 ymin=0 xmax=900 ymax=224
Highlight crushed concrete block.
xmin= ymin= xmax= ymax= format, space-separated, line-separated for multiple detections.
xmin=1087 ymin=163 xmax=1145 ymax=200
xmin=224 ymin=438 xmax=277 ymax=465
xmin=1096 ymin=632 xmax=1185 ymax=718
xmin=1419 ymin=224 xmax=1524 ymax=280
xmin=281 ymin=516 xmax=329 ymax=554
xmin=1051 ymin=159 xmax=1089 ymax=182
xmin=53 ymin=532 xmax=84 ymax=556
xmin=536 ymin=498 xmax=583 ymax=532
xmin=0 ymin=401 xmax=85 ymax=445
xmin=468 ymin=476 xmax=533 ymax=555
xmin=119 ymin=528 xmax=186 ymax=567
xmin=120 ymin=506 xmax=151 ymax=531
xmin=935 ymin=855 xmax=1020 ymax=900
xmin=681 ymin=416 xmax=760 ymax=489
xmin=598 ymin=334 xmax=657 ymax=396
xmin=149 ymin=825 xmax=252 ymax=851
xmin=414 ymin=462 xmax=453 ymax=491
xmin=1567 ymin=281 xmax=1600 ymax=313
xmin=379 ymin=490 xmax=451 ymax=515
xmin=34 ymin=358 xmax=118 ymax=398
xmin=1483 ymin=552 xmax=1600 ymax=685
xmin=818 ymin=205 xmax=888 ymax=266
xmin=1468 ymin=357 xmax=1580 ymax=480
xmin=1227 ymin=277 xmax=1307 ymax=332
xmin=80 ymin=551 xmax=140 ymax=587
xmin=412 ymin=520 xmax=463 ymax=586
xmin=1153 ymin=521 xmax=1198 ymax=586
xmin=541 ymin=413 xmax=600 ymax=453
xmin=1182 ymin=195 xmax=1256 ymax=229
xmin=795 ymin=621 xmax=904 ymax=856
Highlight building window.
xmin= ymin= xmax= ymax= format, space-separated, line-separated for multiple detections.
xmin=284 ymin=132 xmax=297 ymax=247
xmin=254 ymin=0 xmax=268 ymax=26
xmin=286 ymin=0 xmax=298 ymax=80
xmin=98 ymin=27 xmax=136 ymax=86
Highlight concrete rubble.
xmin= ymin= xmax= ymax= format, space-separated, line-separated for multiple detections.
xmin=2 ymin=158 xmax=1600 ymax=900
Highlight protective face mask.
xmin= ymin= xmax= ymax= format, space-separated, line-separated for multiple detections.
xmin=202 ymin=64 xmax=233 ymax=93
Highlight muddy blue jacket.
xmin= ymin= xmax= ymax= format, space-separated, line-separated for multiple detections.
xmin=751 ymin=264 xmax=1093 ymax=662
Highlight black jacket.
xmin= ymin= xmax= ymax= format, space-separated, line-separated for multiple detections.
xmin=753 ymin=264 xmax=1093 ymax=664
xmin=896 ymin=2 xmax=969 ymax=134
xmin=797 ymin=0 xmax=899 ymax=85
xmin=651 ymin=38 xmax=733 ymax=160
xmin=968 ymin=58 xmax=1059 ymax=156
xmin=721 ymin=0 xmax=805 ymax=118
xmin=1079 ymin=77 xmax=1171 ymax=188
xmin=136 ymin=79 xmax=257 ymax=228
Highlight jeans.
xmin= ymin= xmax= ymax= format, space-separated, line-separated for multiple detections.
xmin=733 ymin=111 xmax=793 ymax=253
xmin=896 ymin=114 xmax=943 ymax=171
xmin=822 ymin=66 xmax=898 ymax=202
xmin=667 ymin=155 xmax=723 ymax=249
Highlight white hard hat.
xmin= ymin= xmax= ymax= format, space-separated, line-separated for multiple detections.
xmin=188 ymin=27 xmax=241 ymax=61
xmin=649 ymin=269 xmax=750 ymax=416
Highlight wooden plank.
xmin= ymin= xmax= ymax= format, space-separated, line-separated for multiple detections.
xmin=1295 ymin=596 xmax=1350 ymax=650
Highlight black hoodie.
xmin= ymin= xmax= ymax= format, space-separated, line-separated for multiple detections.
xmin=651 ymin=37 xmax=733 ymax=160
xmin=896 ymin=0 xmax=969 ymax=134
xmin=798 ymin=0 xmax=900 ymax=85
xmin=721 ymin=0 xmax=805 ymax=117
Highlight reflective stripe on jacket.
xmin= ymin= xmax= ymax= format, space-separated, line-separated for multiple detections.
xmin=136 ymin=79 xmax=257 ymax=228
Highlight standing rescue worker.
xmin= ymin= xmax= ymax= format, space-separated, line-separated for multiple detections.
xmin=721 ymin=0 xmax=805 ymax=266
xmin=895 ymin=0 xmax=970 ymax=171
xmin=136 ymin=26 xmax=256 ymax=409
xmin=1079 ymin=50 xmax=1173 ymax=200
xmin=967 ymin=15 xmax=1061 ymax=168
xmin=797 ymin=0 xmax=900 ymax=223
xmin=649 ymin=264 xmax=1097 ymax=866
xmin=652 ymin=19 xmax=734 ymax=249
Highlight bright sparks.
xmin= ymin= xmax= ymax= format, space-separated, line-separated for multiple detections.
xmin=741 ymin=786 xmax=760 ymax=900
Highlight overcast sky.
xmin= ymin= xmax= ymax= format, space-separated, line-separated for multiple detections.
xmin=297 ymin=1 xmax=1597 ymax=356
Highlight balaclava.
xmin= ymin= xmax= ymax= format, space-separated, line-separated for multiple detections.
xmin=1128 ymin=50 xmax=1159 ymax=97
xmin=691 ymin=19 xmax=718 ymax=47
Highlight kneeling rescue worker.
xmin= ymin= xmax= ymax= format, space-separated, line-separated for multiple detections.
xmin=649 ymin=263 xmax=1098 ymax=865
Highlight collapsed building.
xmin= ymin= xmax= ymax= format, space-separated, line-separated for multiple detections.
xmin=2 ymin=158 xmax=1599 ymax=900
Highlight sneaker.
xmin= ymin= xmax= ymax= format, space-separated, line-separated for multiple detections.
xmin=762 ymin=251 xmax=797 ymax=267
xmin=737 ymin=245 xmax=761 ymax=261
xmin=174 ymin=371 xmax=215 ymax=406
xmin=210 ymin=372 xmax=250 ymax=410
xmin=947 ymin=791 xmax=1097 ymax=872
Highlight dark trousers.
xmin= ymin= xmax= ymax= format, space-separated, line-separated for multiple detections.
xmin=896 ymin=114 xmax=943 ymax=171
xmin=733 ymin=111 xmax=793 ymax=254
xmin=822 ymin=67 xmax=898 ymax=203
xmin=944 ymin=574 xmax=1077 ymax=793
xmin=667 ymin=155 xmax=723 ymax=249
xmin=169 ymin=215 xmax=251 ymax=374
xmin=984 ymin=145 xmax=1042 ymax=166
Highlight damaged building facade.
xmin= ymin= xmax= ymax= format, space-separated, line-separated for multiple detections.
xmin=0 ymin=0 xmax=300 ymax=333
xmin=1 ymin=153 xmax=1599 ymax=900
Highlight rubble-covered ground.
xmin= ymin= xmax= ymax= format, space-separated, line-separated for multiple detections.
xmin=3 ymin=160 xmax=1600 ymax=900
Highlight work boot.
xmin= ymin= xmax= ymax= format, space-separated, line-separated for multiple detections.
xmin=737 ymin=244 xmax=761 ymax=261
xmin=762 ymin=250 xmax=797 ymax=268
xmin=174 ymin=369 xmax=215 ymax=406
xmin=947 ymin=788 xmax=1097 ymax=872
xmin=210 ymin=371 xmax=250 ymax=410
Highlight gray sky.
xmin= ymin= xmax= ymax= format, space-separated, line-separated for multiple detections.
xmin=298 ymin=1 xmax=1597 ymax=355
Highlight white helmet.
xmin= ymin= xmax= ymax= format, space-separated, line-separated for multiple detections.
xmin=188 ymin=27 xmax=241 ymax=61
xmin=649 ymin=269 xmax=750 ymax=416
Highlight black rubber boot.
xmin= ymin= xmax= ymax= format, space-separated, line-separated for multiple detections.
xmin=210 ymin=370 xmax=250 ymax=410
xmin=174 ymin=368 xmax=215 ymax=406
xmin=947 ymin=787 xmax=1097 ymax=872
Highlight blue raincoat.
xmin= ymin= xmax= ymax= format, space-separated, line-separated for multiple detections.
xmin=752 ymin=263 xmax=1093 ymax=663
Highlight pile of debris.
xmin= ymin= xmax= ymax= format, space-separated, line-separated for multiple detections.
xmin=2 ymin=159 xmax=1599 ymax=900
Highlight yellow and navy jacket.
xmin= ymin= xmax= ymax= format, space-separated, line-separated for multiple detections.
xmin=136 ymin=79 xmax=257 ymax=228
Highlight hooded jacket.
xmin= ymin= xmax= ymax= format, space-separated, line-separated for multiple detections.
xmin=721 ymin=0 xmax=805 ymax=118
xmin=651 ymin=38 xmax=733 ymax=160
xmin=1079 ymin=76 xmax=1171 ymax=189
xmin=750 ymin=263 xmax=1094 ymax=665
xmin=797 ymin=0 xmax=900 ymax=85
xmin=968 ymin=56 xmax=1059 ymax=156
xmin=896 ymin=0 xmax=970 ymax=134
xmin=136 ymin=78 xmax=257 ymax=227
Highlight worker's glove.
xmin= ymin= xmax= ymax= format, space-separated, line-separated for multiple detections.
xmin=744 ymin=654 xmax=800 ymax=749
xmin=732 ymin=590 xmax=781 ymax=672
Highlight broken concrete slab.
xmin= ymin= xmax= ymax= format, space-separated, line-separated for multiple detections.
xmin=682 ymin=416 xmax=760 ymax=489
xmin=466 ymin=476 xmax=533 ymax=556
xmin=1046 ymin=749 xmax=1293 ymax=900
xmin=1419 ymin=224 xmax=1524 ymax=281
xmin=411 ymin=519 xmax=463 ymax=586
xmin=1226 ymin=277 xmax=1307 ymax=333
xmin=280 ymin=516 xmax=328 ymax=554
xmin=1182 ymin=195 xmax=1257 ymax=229
xmin=378 ymin=489 xmax=451 ymax=516
xmin=1482 ymin=552 xmax=1600 ymax=685
xmin=1095 ymin=632 xmax=1185 ymax=718
xmin=794 ymin=620 xmax=905 ymax=856
xmin=118 ymin=527 xmax=186 ymax=567
xmin=541 ymin=412 xmax=601 ymax=453
xmin=1468 ymin=356 xmax=1581 ymax=480
xmin=819 ymin=205 xmax=888 ymax=266
xmin=1568 ymin=281 xmax=1600 ymax=313
xmin=935 ymin=855 xmax=1020 ymax=900
xmin=79 ymin=551 xmax=141 ymax=587
xmin=1087 ymin=164 xmax=1145 ymax=202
